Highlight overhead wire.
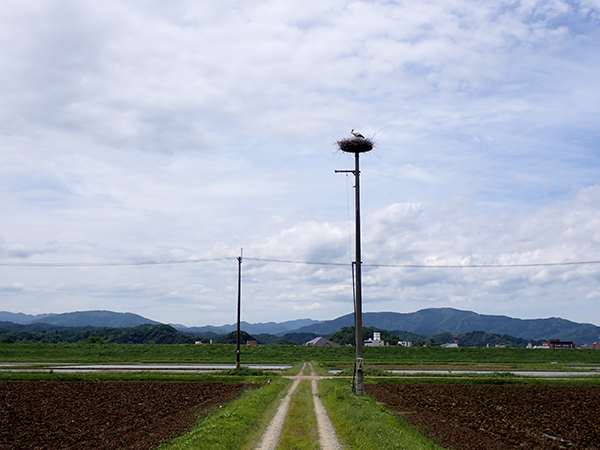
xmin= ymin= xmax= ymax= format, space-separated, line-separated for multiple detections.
xmin=246 ymin=257 xmax=600 ymax=268
xmin=0 ymin=257 xmax=236 ymax=267
xmin=362 ymin=260 xmax=600 ymax=269
xmin=1 ymin=256 xmax=600 ymax=269
xmin=243 ymin=257 xmax=348 ymax=266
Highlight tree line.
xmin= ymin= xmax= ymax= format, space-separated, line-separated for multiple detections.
xmin=1 ymin=321 xmax=545 ymax=347
xmin=0 ymin=323 xmax=202 ymax=345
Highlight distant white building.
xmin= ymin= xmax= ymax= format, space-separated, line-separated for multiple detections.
xmin=365 ymin=331 xmax=385 ymax=347
xmin=398 ymin=341 xmax=412 ymax=347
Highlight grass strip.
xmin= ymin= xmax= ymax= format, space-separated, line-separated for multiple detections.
xmin=278 ymin=380 xmax=319 ymax=450
xmin=285 ymin=362 xmax=305 ymax=376
xmin=303 ymin=363 xmax=312 ymax=375
xmin=320 ymin=379 xmax=445 ymax=450
xmin=309 ymin=361 xmax=330 ymax=376
xmin=0 ymin=370 xmax=275 ymax=383
xmin=365 ymin=374 xmax=600 ymax=386
xmin=3 ymin=343 xmax=600 ymax=366
xmin=157 ymin=377 xmax=290 ymax=450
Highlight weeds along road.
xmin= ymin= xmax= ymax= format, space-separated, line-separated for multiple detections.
xmin=255 ymin=363 xmax=342 ymax=450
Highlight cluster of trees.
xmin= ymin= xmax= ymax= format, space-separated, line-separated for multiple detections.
xmin=213 ymin=331 xmax=322 ymax=345
xmin=328 ymin=327 xmax=405 ymax=345
xmin=1 ymin=321 xmax=547 ymax=348
xmin=0 ymin=323 xmax=205 ymax=345
xmin=456 ymin=330 xmax=546 ymax=348
xmin=326 ymin=326 xmax=545 ymax=348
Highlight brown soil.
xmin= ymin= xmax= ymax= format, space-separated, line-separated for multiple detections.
xmin=0 ymin=381 xmax=257 ymax=450
xmin=366 ymin=384 xmax=600 ymax=450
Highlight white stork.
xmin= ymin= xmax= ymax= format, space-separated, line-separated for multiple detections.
xmin=351 ymin=129 xmax=365 ymax=139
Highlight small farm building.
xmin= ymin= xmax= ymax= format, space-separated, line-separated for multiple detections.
xmin=305 ymin=337 xmax=339 ymax=347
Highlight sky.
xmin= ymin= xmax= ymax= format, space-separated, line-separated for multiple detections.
xmin=1 ymin=0 xmax=600 ymax=328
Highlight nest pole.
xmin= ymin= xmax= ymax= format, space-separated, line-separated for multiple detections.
xmin=335 ymin=135 xmax=373 ymax=396
xmin=353 ymin=150 xmax=365 ymax=396
xmin=236 ymin=249 xmax=242 ymax=369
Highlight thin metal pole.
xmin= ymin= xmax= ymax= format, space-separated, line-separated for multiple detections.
xmin=236 ymin=249 xmax=242 ymax=369
xmin=354 ymin=152 xmax=364 ymax=396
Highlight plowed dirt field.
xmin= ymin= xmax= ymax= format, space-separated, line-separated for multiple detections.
xmin=366 ymin=384 xmax=600 ymax=450
xmin=0 ymin=381 xmax=257 ymax=450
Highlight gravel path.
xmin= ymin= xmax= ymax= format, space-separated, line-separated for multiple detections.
xmin=254 ymin=363 xmax=343 ymax=450
xmin=310 ymin=364 xmax=343 ymax=450
xmin=253 ymin=363 xmax=305 ymax=450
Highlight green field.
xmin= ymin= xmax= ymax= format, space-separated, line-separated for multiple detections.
xmin=2 ymin=342 xmax=600 ymax=368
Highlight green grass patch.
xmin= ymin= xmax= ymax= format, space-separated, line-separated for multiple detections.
xmin=365 ymin=374 xmax=600 ymax=386
xmin=0 ymin=370 xmax=273 ymax=383
xmin=309 ymin=361 xmax=329 ymax=376
xmin=278 ymin=380 xmax=319 ymax=450
xmin=285 ymin=362 xmax=305 ymax=376
xmin=2 ymin=342 xmax=600 ymax=366
xmin=303 ymin=363 xmax=312 ymax=375
xmin=0 ymin=342 xmax=357 ymax=364
xmin=320 ymin=379 xmax=446 ymax=450
xmin=217 ymin=367 xmax=271 ymax=376
xmin=336 ymin=366 xmax=390 ymax=377
xmin=157 ymin=377 xmax=291 ymax=450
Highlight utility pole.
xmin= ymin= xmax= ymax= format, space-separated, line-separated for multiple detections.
xmin=236 ymin=248 xmax=242 ymax=369
xmin=352 ymin=151 xmax=365 ymax=396
xmin=336 ymin=133 xmax=373 ymax=396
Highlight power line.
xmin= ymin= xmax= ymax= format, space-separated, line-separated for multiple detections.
xmin=363 ymin=260 xmax=600 ymax=268
xmin=245 ymin=257 xmax=600 ymax=269
xmin=1 ymin=255 xmax=600 ymax=269
xmin=0 ymin=257 xmax=236 ymax=267
xmin=243 ymin=257 xmax=349 ymax=266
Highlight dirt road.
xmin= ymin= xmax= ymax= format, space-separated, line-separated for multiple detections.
xmin=254 ymin=363 xmax=342 ymax=450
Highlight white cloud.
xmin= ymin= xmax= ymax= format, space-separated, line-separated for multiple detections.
xmin=0 ymin=1 xmax=599 ymax=327
xmin=293 ymin=302 xmax=322 ymax=312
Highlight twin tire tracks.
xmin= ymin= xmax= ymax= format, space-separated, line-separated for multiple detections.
xmin=254 ymin=363 xmax=343 ymax=450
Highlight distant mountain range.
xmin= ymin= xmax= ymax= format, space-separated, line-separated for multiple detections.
xmin=292 ymin=309 xmax=600 ymax=345
xmin=0 ymin=310 xmax=160 ymax=328
xmin=172 ymin=318 xmax=321 ymax=336
xmin=0 ymin=310 xmax=318 ymax=334
xmin=2 ymin=308 xmax=600 ymax=345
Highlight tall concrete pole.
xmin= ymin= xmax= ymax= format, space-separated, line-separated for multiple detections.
xmin=336 ymin=133 xmax=372 ymax=396
xmin=353 ymin=152 xmax=364 ymax=396
xmin=236 ymin=250 xmax=242 ymax=369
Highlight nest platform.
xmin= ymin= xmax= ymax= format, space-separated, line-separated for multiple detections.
xmin=336 ymin=137 xmax=374 ymax=153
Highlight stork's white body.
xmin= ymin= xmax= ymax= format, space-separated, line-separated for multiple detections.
xmin=351 ymin=129 xmax=365 ymax=139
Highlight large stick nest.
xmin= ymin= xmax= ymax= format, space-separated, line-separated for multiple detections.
xmin=336 ymin=137 xmax=374 ymax=153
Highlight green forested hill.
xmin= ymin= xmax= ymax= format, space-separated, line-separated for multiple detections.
xmin=0 ymin=323 xmax=568 ymax=348
xmin=0 ymin=323 xmax=209 ymax=344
